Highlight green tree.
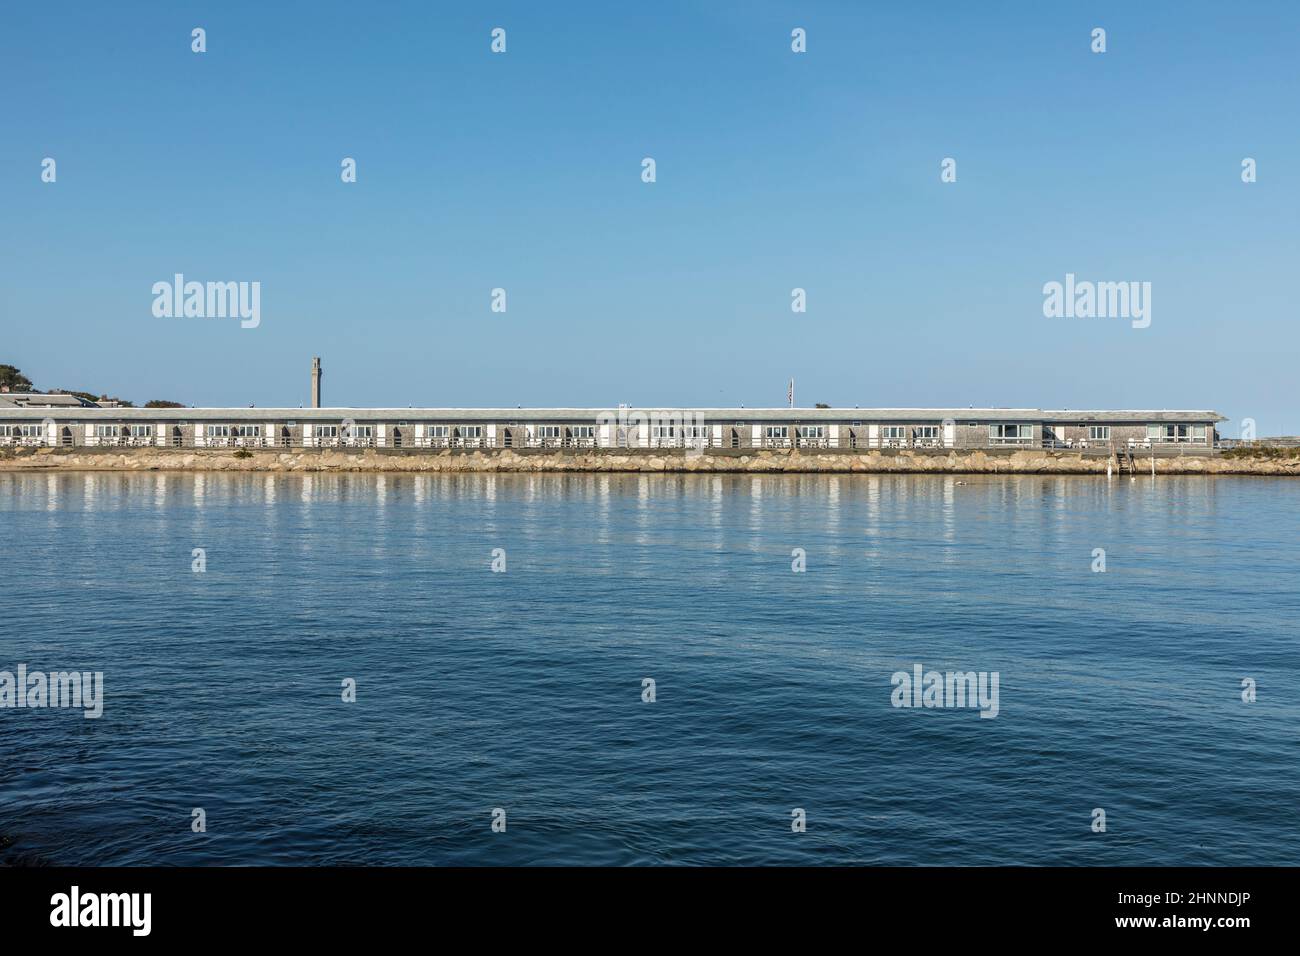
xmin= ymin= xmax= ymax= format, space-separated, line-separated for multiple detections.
xmin=0 ymin=365 xmax=34 ymax=391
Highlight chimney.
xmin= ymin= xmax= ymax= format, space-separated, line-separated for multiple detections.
xmin=311 ymin=357 xmax=322 ymax=408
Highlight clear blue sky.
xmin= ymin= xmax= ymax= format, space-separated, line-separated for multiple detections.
xmin=2 ymin=1 xmax=1296 ymax=433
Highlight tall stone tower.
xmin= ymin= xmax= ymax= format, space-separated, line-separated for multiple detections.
xmin=311 ymin=357 xmax=322 ymax=408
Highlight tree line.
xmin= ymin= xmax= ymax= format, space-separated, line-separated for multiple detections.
xmin=0 ymin=364 xmax=183 ymax=408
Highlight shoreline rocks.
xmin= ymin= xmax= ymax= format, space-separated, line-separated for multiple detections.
xmin=2 ymin=446 xmax=1299 ymax=476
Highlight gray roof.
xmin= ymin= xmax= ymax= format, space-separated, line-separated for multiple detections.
xmin=0 ymin=393 xmax=94 ymax=408
xmin=0 ymin=405 xmax=1228 ymax=423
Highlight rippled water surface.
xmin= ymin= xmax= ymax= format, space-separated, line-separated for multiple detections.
xmin=1 ymin=471 xmax=1297 ymax=865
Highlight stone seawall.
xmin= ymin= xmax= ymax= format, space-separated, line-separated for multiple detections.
xmin=2 ymin=446 xmax=1298 ymax=475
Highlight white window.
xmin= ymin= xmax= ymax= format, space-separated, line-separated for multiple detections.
xmin=426 ymin=425 xmax=449 ymax=439
xmin=537 ymin=425 xmax=562 ymax=439
xmin=1151 ymin=424 xmax=1205 ymax=442
xmin=1088 ymin=426 xmax=1110 ymax=440
xmin=457 ymin=426 xmax=483 ymax=440
xmin=96 ymin=424 xmax=119 ymax=438
xmin=2 ymin=424 xmax=46 ymax=439
xmin=234 ymin=425 xmax=261 ymax=438
xmin=765 ymin=426 xmax=788 ymax=440
xmin=797 ymin=425 xmax=825 ymax=440
xmin=348 ymin=425 xmax=374 ymax=439
xmin=569 ymin=425 xmax=595 ymax=439
xmin=651 ymin=425 xmax=676 ymax=440
xmin=990 ymin=424 xmax=1032 ymax=441
xmin=131 ymin=424 xmax=154 ymax=438
xmin=313 ymin=425 xmax=337 ymax=439
xmin=914 ymin=426 xmax=939 ymax=440
xmin=206 ymin=425 xmax=231 ymax=438
xmin=883 ymin=426 xmax=906 ymax=440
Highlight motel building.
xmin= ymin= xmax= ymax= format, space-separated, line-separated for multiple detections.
xmin=0 ymin=397 xmax=1225 ymax=454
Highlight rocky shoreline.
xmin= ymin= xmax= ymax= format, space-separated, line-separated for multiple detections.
xmin=3 ymin=446 xmax=1299 ymax=475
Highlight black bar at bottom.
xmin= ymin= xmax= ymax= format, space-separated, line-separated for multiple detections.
xmin=0 ymin=866 xmax=1278 ymax=941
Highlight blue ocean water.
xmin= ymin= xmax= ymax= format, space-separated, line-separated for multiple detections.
xmin=1 ymin=471 xmax=1297 ymax=866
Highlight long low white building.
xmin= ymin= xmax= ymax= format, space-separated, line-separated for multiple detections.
xmin=0 ymin=399 xmax=1226 ymax=452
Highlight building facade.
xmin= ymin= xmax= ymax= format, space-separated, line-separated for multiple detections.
xmin=0 ymin=402 xmax=1225 ymax=452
